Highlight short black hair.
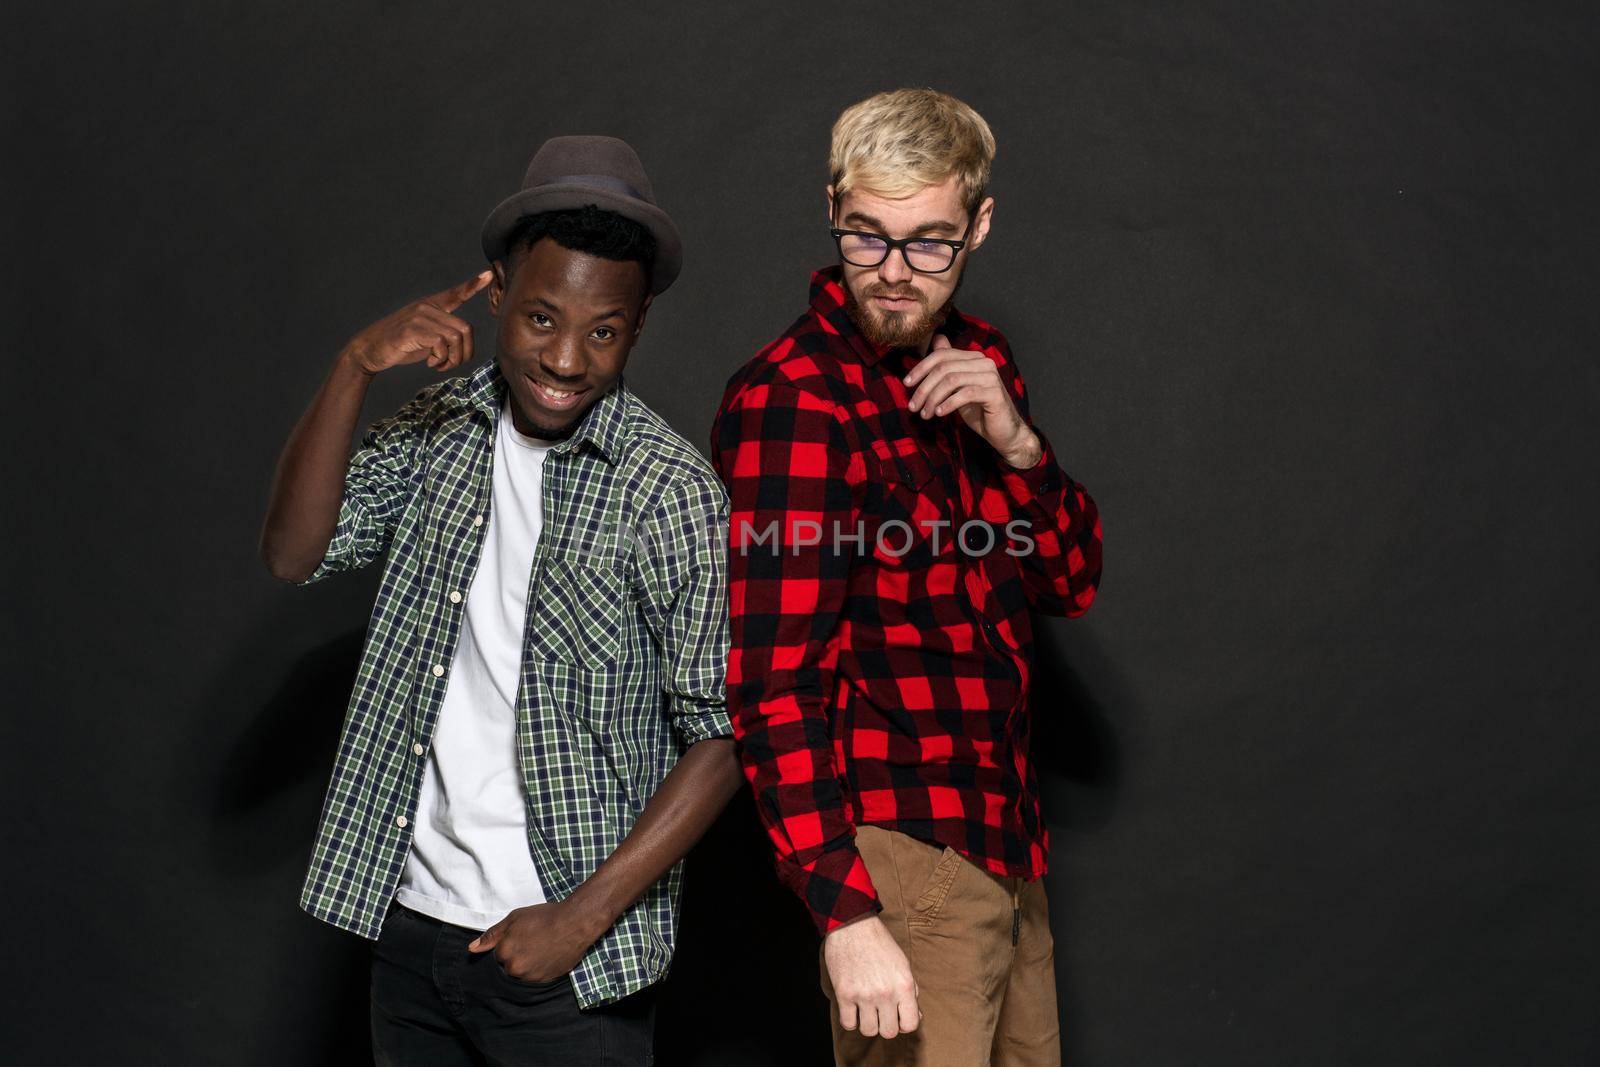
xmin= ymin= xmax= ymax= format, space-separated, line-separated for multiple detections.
xmin=502 ymin=205 xmax=656 ymax=287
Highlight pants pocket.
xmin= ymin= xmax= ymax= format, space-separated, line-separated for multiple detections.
xmin=907 ymin=844 xmax=965 ymax=927
xmin=490 ymin=953 xmax=571 ymax=994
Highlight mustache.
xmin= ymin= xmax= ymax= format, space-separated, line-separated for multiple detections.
xmin=861 ymin=282 xmax=925 ymax=303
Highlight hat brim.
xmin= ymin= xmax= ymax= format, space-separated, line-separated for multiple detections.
xmin=479 ymin=184 xmax=682 ymax=295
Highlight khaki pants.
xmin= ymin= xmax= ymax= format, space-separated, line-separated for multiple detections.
xmin=820 ymin=826 xmax=1061 ymax=1067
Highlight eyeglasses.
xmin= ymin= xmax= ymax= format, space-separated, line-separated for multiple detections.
xmin=829 ymin=214 xmax=974 ymax=274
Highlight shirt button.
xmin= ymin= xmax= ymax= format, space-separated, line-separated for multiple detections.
xmin=395 ymin=815 xmax=408 ymax=829
xmin=432 ymin=664 xmax=446 ymax=677
xmin=473 ymin=514 xmax=485 ymax=527
xmin=449 ymin=590 xmax=462 ymax=604
xmin=412 ymin=742 xmax=425 ymax=756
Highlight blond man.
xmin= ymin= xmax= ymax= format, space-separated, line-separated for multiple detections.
xmin=710 ymin=90 xmax=1104 ymax=1065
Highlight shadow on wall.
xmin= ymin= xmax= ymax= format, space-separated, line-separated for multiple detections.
xmin=180 ymin=590 xmax=377 ymax=1066
xmin=1029 ymin=616 xmax=1133 ymax=1066
xmin=656 ymin=792 xmax=836 ymax=1066
xmin=1031 ymin=618 xmax=1125 ymax=831
xmin=204 ymin=627 xmax=367 ymax=878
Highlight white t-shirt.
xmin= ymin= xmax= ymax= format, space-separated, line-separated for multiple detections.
xmin=395 ymin=396 xmax=555 ymax=930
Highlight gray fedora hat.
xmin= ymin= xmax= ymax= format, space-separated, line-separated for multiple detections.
xmin=479 ymin=135 xmax=682 ymax=295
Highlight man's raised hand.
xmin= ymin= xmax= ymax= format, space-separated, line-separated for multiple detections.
xmin=340 ymin=269 xmax=493 ymax=376
xmin=903 ymin=332 xmax=1042 ymax=469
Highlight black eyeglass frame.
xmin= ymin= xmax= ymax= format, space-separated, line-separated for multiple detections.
xmin=828 ymin=211 xmax=976 ymax=275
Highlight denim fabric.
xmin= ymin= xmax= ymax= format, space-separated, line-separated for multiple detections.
xmin=369 ymin=903 xmax=656 ymax=1066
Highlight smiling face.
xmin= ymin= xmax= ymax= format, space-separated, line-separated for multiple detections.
xmin=487 ymin=236 xmax=652 ymax=439
xmin=828 ymin=173 xmax=994 ymax=351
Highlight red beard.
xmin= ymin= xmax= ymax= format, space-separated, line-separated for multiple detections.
xmin=843 ymin=280 xmax=953 ymax=348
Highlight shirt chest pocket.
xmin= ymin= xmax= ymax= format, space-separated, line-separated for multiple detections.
xmin=527 ymin=555 xmax=625 ymax=667
xmin=866 ymin=441 xmax=956 ymax=564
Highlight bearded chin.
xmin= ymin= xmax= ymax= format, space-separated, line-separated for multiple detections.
xmin=843 ymin=275 xmax=963 ymax=349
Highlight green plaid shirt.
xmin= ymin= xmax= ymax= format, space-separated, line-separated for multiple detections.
xmin=293 ymin=358 xmax=731 ymax=1009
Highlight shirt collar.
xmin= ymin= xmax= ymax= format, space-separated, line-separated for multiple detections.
xmin=461 ymin=359 xmax=630 ymax=465
xmin=806 ymin=264 xmax=972 ymax=367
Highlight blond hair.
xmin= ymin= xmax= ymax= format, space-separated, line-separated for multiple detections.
xmin=829 ymin=88 xmax=996 ymax=213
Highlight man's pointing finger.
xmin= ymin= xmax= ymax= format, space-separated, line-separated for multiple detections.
xmin=428 ymin=269 xmax=494 ymax=313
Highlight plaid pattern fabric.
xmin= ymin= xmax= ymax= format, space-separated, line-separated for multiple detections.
xmin=295 ymin=358 xmax=731 ymax=1009
xmin=710 ymin=266 xmax=1103 ymax=935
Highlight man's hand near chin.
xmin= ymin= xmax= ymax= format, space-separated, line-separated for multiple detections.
xmin=824 ymin=914 xmax=921 ymax=1039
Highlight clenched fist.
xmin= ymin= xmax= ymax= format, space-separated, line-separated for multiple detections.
xmin=467 ymin=897 xmax=609 ymax=985
xmin=340 ymin=269 xmax=493 ymax=376
xmin=824 ymin=915 xmax=921 ymax=1039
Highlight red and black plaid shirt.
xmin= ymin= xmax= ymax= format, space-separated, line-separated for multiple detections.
xmin=710 ymin=265 xmax=1102 ymax=935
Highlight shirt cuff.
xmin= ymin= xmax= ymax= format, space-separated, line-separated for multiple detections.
xmin=996 ymin=426 xmax=1064 ymax=509
xmin=779 ymin=841 xmax=883 ymax=936
xmin=293 ymin=501 xmax=360 ymax=586
xmin=670 ymin=701 xmax=734 ymax=746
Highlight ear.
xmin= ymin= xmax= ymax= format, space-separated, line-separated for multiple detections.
xmin=825 ymin=184 xmax=838 ymax=227
xmin=488 ymin=259 xmax=509 ymax=316
xmin=966 ymin=195 xmax=996 ymax=253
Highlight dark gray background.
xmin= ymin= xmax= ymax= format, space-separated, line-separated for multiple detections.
xmin=5 ymin=1 xmax=1597 ymax=1063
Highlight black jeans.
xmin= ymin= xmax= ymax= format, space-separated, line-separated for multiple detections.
xmin=369 ymin=902 xmax=656 ymax=1066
